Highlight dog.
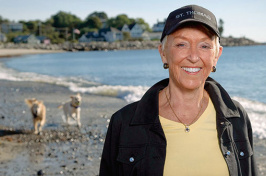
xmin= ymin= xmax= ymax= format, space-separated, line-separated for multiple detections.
xmin=25 ymin=98 xmax=46 ymax=134
xmin=58 ymin=93 xmax=82 ymax=127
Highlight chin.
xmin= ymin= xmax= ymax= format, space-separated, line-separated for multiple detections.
xmin=179 ymin=79 xmax=205 ymax=91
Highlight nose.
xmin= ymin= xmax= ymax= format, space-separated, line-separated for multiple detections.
xmin=187 ymin=46 xmax=200 ymax=63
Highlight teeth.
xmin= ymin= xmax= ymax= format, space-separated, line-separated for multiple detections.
xmin=182 ymin=67 xmax=201 ymax=73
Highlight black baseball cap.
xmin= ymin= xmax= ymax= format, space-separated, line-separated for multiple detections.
xmin=160 ymin=5 xmax=220 ymax=42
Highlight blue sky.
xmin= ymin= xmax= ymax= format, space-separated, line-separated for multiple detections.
xmin=1 ymin=0 xmax=266 ymax=42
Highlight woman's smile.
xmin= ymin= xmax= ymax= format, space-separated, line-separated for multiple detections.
xmin=181 ymin=67 xmax=202 ymax=74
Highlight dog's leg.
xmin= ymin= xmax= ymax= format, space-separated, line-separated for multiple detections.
xmin=66 ymin=114 xmax=71 ymax=125
xmin=76 ymin=112 xmax=81 ymax=128
xmin=33 ymin=119 xmax=38 ymax=134
xmin=39 ymin=119 xmax=45 ymax=133
xmin=39 ymin=107 xmax=46 ymax=133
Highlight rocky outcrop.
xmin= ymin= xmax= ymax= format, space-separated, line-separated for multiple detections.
xmin=220 ymin=37 xmax=260 ymax=46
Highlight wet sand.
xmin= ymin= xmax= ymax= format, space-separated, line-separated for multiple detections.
xmin=0 ymin=49 xmax=64 ymax=58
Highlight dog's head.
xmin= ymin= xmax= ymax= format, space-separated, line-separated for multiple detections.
xmin=70 ymin=93 xmax=82 ymax=107
xmin=25 ymin=98 xmax=44 ymax=117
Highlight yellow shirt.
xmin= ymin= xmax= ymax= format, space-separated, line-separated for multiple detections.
xmin=159 ymin=98 xmax=229 ymax=176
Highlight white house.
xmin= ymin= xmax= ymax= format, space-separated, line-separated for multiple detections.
xmin=14 ymin=34 xmax=40 ymax=44
xmin=119 ymin=24 xmax=130 ymax=33
xmin=0 ymin=32 xmax=7 ymax=42
xmin=128 ymin=23 xmax=144 ymax=39
xmin=79 ymin=32 xmax=105 ymax=43
xmin=99 ymin=27 xmax=123 ymax=42
xmin=152 ymin=21 xmax=165 ymax=32
xmin=1 ymin=23 xmax=23 ymax=33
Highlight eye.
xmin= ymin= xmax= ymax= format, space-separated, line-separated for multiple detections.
xmin=175 ymin=43 xmax=187 ymax=48
xmin=199 ymin=42 xmax=212 ymax=49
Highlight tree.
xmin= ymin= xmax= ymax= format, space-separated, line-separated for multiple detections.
xmin=218 ymin=19 xmax=224 ymax=36
xmin=107 ymin=14 xmax=134 ymax=28
xmin=51 ymin=11 xmax=82 ymax=28
xmin=87 ymin=12 xmax=108 ymax=20
xmin=135 ymin=18 xmax=151 ymax=32
xmin=83 ymin=16 xmax=102 ymax=29
xmin=0 ymin=15 xmax=9 ymax=23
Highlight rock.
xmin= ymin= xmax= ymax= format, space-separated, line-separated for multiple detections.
xmin=37 ymin=169 xmax=44 ymax=176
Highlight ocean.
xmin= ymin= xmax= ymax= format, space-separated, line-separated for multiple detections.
xmin=0 ymin=45 xmax=266 ymax=139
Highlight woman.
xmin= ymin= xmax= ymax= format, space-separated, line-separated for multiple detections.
xmin=99 ymin=5 xmax=257 ymax=176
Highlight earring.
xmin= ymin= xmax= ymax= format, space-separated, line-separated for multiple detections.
xmin=163 ymin=63 xmax=169 ymax=69
xmin=212 ymin=66 xmax=216 ymax=72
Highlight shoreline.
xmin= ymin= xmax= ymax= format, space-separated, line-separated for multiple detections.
xmin=0 ymin=48 xmax=65 ymax=58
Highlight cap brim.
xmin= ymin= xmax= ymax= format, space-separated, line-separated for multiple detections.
xmin=165 ymin=19 xmax=220 ymax=38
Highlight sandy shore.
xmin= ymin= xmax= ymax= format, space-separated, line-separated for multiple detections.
xmin=0 ymin=49 xmax=265 ymax=175
xmin=0 ymin=48 xmax=64 ymax=58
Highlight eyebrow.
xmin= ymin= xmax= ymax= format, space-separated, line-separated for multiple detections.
xmin=173 ymin=35 xmax=214 ymax=43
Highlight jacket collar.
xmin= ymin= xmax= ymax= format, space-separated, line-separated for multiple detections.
xmin=130 ymin=77 xmax=240 ymax=125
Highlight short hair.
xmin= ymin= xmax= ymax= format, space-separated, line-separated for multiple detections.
xmin=161 ymin=22 xmax=220 ymax=56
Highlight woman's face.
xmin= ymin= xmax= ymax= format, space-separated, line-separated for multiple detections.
xmin=159 ymin=27 xmax=223 ymax=91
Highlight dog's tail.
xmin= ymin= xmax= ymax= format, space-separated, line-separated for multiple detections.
xmin=57 ymin=105 xmax=63 ymax=109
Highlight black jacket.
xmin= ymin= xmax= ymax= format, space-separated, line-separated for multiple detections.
xmin=99 ymin=77 xmax=257 ymax=176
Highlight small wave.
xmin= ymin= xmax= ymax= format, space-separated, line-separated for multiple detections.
xmin=69 ymin=84 xmax=149 ymax=103
xmin=0 ymin=62 xmax=148 ymax=103
xmin=233 ymin=96 xmax=266 ymax=139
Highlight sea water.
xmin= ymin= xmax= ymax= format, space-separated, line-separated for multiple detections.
xmin=0 ymin=45 xmax=265 ymax=139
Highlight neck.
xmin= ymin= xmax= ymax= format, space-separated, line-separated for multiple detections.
xmin=159 ymin=81 xmax=209 ymax=124
xmin=167 ymin=84 xmax=205 ymax=109
xmin=71 ymin=103 xmax=79 ymax=108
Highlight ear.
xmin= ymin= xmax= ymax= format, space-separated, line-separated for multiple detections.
xmin=158 ymin=44 xmax=168 ymax=64
xmin=213 ymin=46 xmax=223 ymax=66
xmin=25 ymin=99 xmax=33 ymax=107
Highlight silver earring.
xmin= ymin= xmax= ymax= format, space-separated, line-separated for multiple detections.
xmin=212 ymin=66 xmax=216 ymax=72
xmin=163 ymin=63 xmax=169 ymax=69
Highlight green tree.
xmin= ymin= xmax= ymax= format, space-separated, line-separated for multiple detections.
xmin=218 ymin=19 xmax=224 ymax=36
xmin=83 ymin=16 xmax=102 ymax=29
xmin=19 ymin=20 xmax=40 ymax=34
xmin=0 ymin=16 xmax=9 ymax=23
xmin=88 ymin=12 xmax=108 ymax=20
xmin=135 ymin=18 xmax=151 ymax=32
xmin=51 ymin=11 xmax=82 ymax=28
xmin=107 ymin=14 xmax=134 ymax=28
xmin=79 ymin=27 xmax=98 ymax=35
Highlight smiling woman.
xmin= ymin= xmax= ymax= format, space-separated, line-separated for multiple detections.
xmin=99 ymin=5 xmax=258 ymax=176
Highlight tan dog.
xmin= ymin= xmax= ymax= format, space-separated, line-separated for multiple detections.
xmin=58 ymin=93 xmax=82 ymax=127
xmin=25 ymin=98 xmax=46 ymax=134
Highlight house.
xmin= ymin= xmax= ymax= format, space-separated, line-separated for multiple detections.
xmin=152 ymin=21 xmax=165 ymax=32
xmin=147 ymin=32 xmax=162 ymax=40
xmin=128 ymin=23 xmax=144 ymax=39
xmin=99 ymin=27 xmax=123 ymax=42
xmin=14 ymin=34 xmax=40 ymax=44
xmin=1 ymin=23 xmax=23 ymax=33
xmin=36 ymin=36 xmax=51 ymax=44
xmin=119 ymin=24 xmax=130 ymax=33
xmin=79 ymin=32 xmax=105 ymax=43
xmin=0 ymin=32 xmax=7 ymax=42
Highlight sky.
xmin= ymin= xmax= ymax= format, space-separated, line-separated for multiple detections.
xmin=0 ymin=0 xmax=266 ymax=43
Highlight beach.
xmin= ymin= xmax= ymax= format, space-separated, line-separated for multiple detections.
xmin=0 ymin=49 xmax=265 ymax=176
xmin=0 ymin=79 xmax=127 ymax=176
xmin=0 ymin=48 xmax=64 ymax=58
